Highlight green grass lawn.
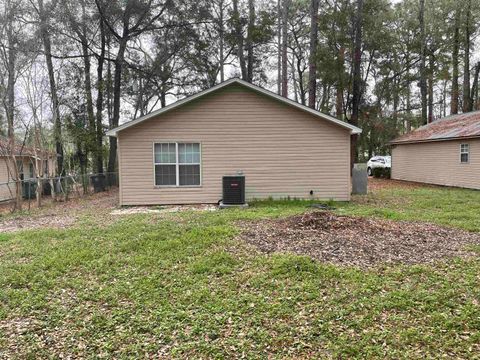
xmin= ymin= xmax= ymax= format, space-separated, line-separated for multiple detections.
xmin=0 ymin=183 xmax=479 ymax=358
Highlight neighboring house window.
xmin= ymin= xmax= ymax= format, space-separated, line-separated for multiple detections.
xmin=460 ymin=144 xmax=469 ymax=163
xmin=16 ymin=160 xmax=24 ymax=180
xmin=29 ymin=162 xmax=34 ymax=178
xmin=154 ymin=142 xmax=201 ymax=186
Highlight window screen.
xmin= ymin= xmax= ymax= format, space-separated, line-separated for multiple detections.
xmin=178 ymin=143 xmax=200 ymax=186
xmin=460 ymin=144 xmax=469 ymax=163
xmin=154 ymin=142 xmax=201 ymax=186
xmin=154 ymin=143 xmax=177 ymax=185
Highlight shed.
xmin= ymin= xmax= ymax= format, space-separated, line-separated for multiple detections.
xmin=390 ymin=111 xmax=480 ymax=189
xmin=107 ymin=78 xmax=362 ymax=205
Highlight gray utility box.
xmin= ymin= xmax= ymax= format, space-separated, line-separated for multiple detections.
xmin=352 ymin=163 xmax=368 ymax=195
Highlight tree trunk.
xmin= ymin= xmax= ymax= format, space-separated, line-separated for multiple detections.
xmin=277 ymin=0 xmax=281 ymax=94
xmin=307 ymin=0 xmax=320 ymax=109
xmin=38 ymin=0 xmax=63 ymax=176
xmin=451 ymin=11 xmax=459 ymax=115
xmin=428 ymin=51 xmax=434 ymax=123
xmin=463 ymin=0 xmax=472 ymax=113
xmin=404 ymin=52 xmax=412 ymax=132
xmin=6 ymin=3 xmax=15 ymax=144
xmin=281 ymin=0 xmax=289 ymax=97
xmin=350 ymin=0 xmax=363 ymax=169
xmin=291 ymin=56 xmax=299 ymax=102
xmin=336 ymin=46 xmax=345 ymax=119
xmin=107 ymin=37 xmax=128 ymax=176
xmin=418 ymin=0 xmax=427 ymax=124
xmin=470 ymin=62 xmax=480 ymax=110
xmin=295 ymin=56 xmax=306 ymax=105
xmin=95 ymin=17 xmax=106 ymax=174
xmin=393 ymin=77 xmax=399 ymax=124
xmin=246 ymin=0 xmax=255 ymax=82
xmin=219 ymin=0 xmax=225 ymax=82
xmin=80 ymin=3 xmax=96 ymax=172
xmin=232 ymin=0 xmax=247 ymax=81
xmin=442 ymin=80 xmax=447 ymax=117
xmin=5 ymin=0 xmax=22 ymax=210
xmin=160 ymin=82 xmax=167 ymax=108
xmin=34 ymin=128 xmax=42 ymax=208
xmin=106 ymin=33 xmax=113 ymax=127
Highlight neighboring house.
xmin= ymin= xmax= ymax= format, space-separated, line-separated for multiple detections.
xmin=107 ymin=78 xmax=362 ymax=206
xmin=0 ymin=140 xmax=57 ymax=202
xmin=390 ymin=111 xmax=480 ymax=189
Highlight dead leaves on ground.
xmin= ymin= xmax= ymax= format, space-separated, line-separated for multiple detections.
xmin=238 ymin=211 xmax=480 ymax=268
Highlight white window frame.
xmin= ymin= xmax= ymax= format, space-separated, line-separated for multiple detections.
xmin=153 ymin=142 xmax=202 ymax=187
xmin=460 ymin=143 xmax=470 ymax=164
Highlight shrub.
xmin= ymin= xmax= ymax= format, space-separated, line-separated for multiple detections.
xmin=372 ymin=167 xmax=391 ymax=179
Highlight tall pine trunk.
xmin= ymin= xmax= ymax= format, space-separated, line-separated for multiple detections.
xmin=281 ymin=0 xmax=289 ymax=97
xmin=107 ymin=37 xmax=128 ymax=176
xmin=336 ymin=46 xmax=345 ymax=118
xmin=307 ymin=0 xmax=320 ymax=109
xmin=277 ymin=0 xmax=281 ymax=94
xmin=5 ymin=0 xmax=22 ymax=210
xmin=471 ymin=62 xmax=480 ymax=110
xmin=350 ymin=0 xmax=363 ymax=169
xmin=95 ymin=17 xmax=106 ymax=174
xmin=418 ymin=0 xmax=427 ymax=124
xmin=80 ymin=2 xmax=96 ymax=172
xmin=463 ymin=0 xmax=472 ymax=113
xmin=219 ymin=0 xmax=225 ymax=82
xmin=428 ymin=52 xmax=434 ymax=123
xmin=38 ymin=0 xmax=63 ymax=176
xmin=232 ymin=0 xmax=247 ymax=81
xmin=246 ymin=0 xmax=255 ymax=82
xmin=451 ymin=11 xmax=459 ymax=114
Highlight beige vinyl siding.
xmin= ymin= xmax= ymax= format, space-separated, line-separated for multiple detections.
xmin=392 ymin=139 xmax=480 ymax=189
xmin=0 ymin=158 xmax=14 ymax=202
xmin=118 ymin=84 xmax=352 ymax=205
xmin=0 ymin=155 xmax=56 ymax=202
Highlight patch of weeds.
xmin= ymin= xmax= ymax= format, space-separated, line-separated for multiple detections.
xmin=270 ymin=254 xmax=319 ymax=276
xmin=190 ymin=251 xmax=238 ymax=275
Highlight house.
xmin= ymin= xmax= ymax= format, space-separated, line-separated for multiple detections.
xmin=106 ymin=78 xmax=362 ymax=205
xmin=390 ymin=111 xmax=480 ymax=189
xmin=0 ymin=140 xmax=57 ymax=202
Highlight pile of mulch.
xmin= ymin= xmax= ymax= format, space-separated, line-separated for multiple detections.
xmin=238 ymin=212 xmax=480 ymax=267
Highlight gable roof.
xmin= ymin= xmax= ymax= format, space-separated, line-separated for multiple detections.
xmin=391 ymin=111 xmax=480 ymax=145
xmin=106 ymin=78 xmax=362 ymax=137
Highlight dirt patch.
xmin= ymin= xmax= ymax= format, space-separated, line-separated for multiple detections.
xmin=0 ymin=215 xmax=76 ymax=233
xmin=238 ymin=211 xmax=480 ymax=268
xmin=0 ymin=190 xmax=118 ymax=233
xmin=367 ymin=177 xmax=440 ymax=192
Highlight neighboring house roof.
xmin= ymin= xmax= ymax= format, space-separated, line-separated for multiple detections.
xmin=106 ymin=78 xmax=362 ymax=137
xmin=391 ymin=111 xmax=480 ymax=145
xmin=0 ymin=137 xmax=56 ymax=158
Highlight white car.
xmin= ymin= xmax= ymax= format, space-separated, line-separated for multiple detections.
xmin=367 ymin=156 xmax=391 ymax=176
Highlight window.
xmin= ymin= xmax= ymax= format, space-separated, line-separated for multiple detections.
xmin=460 ymin=143 xmax=469 ymax=163
xmin=154 ymin=142 xmax=201 ymax=186
xmin=16 ymin=160 xmax=24 ymax=180
xmin=29 ymin=162 xmax=34 ymax=178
